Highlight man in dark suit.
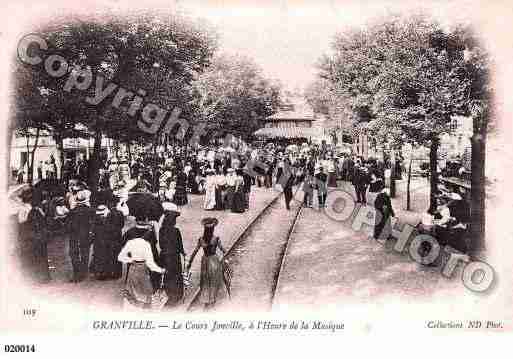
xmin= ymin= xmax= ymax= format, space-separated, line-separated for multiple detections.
xmin=353 ymin=164 xmax=370 ymax=204
xmin=66 ymin=190 xmax=94 ymax=282
xmin=345 ymin=156 xmax=355 ymax=183
xmin=242 ymin=167 xmax=252 ymax=209
xmin=315 ymin=167 xmax=328 ymax=208
xmin=373 ymin=183 xmax=395 ymax=240
xmin=277 ymin=158 xmax=295 ymax=211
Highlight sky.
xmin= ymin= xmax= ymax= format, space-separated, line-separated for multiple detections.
xmin=179 ymin=0 xmax=474 ymax=91
xmin=2 ymin=0 xmax=478 ymax=92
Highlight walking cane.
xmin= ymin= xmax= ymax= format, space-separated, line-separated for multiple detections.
xmin=182 ymin=254 xmax=188 ymax=304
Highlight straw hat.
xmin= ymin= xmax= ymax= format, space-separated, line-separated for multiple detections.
xmin=201 ymin=217 xmax=219 ymax=228
xmin=450 ymin=192 xmax=462 ymax=201
xmin=162 ymin=202 xmax=181 ymax=216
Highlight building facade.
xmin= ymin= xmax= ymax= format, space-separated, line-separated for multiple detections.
xmin=10 ymin=132 xmax=111 ymax=183
xmin=254 ymin=96 xmax=330 ymax=144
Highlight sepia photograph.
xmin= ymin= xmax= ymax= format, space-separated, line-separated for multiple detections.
xmin=1 ymin=0 xmax=512 ymax=353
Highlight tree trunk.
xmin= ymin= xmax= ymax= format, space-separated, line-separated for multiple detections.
xmin=28 ymin=127 xmax=41 ymax=184
xmin=25 ymin=134 xmax=31 ymax=184
xmin=406 ymin=154 xmax=413 ymax=211
xmin=54 ymin=135 xmax=64 ymax=180
xmin=126 ymin=139 xmax=132 ymax=164
xmin=88 ymin=130 xmax=102 ymax=194
xmin=470 ymin=132 xmax=486 ymax=254
xmin=390 ymin=148 xmax=396 ymax=198
xmin=428 ymin=137 xmax=439 ymax=214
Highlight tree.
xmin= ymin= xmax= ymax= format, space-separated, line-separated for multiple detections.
xmin=460 ymin=28 xmax=492 ymax=253
xmin=20 ymin=11 xmax=218 ymax=191
xmin=304 ymin=78 xmax=355 ymax=143
xmin=319 ymin=15 xmax=470 ymax=206
xmin=192 ymin=54 xmax=282 ymax=142
xmin=12 ymin=63 xmax=53 ymax=184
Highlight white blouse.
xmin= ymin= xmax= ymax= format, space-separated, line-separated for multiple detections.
xmin=226 ymin=174 xmax=236 ymax=186
xmin=118 ymin=238 xmax=164 ymax=273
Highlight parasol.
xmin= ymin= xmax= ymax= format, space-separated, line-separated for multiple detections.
xmin=7 ymin=184 xmax=31 ymax=216
xmin=34 ymin=179 xmax=67 ymax=198
xmin=222 ymin=146 xmax=235 ymax=153
xmin=126 ymin=192 xmax=163 ymax=220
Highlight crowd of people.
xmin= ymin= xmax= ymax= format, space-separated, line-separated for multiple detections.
xmin=13 ymin=139 xmax=472 ymax=310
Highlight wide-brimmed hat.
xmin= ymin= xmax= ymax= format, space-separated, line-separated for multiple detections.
xmin=96 ymin=204 xmax=109 ymax=216
xmin=201 ymin=217 xmax=219 ymax=228
xmin=450 ymin=192 xmax=462 ymax=201
xmin=162 ymin=202 xmax=181 ymax=216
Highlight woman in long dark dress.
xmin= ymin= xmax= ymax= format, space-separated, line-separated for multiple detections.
xmin=18 ymin=192 xmax=50 ymax=284
xmin=187 ymin=168 xmax=199 ymax=194
xmin=91 ymin=203 xmax=124 ymax=280
xmin=173 ymin=167 xmax=188 ymax=206
xmin=231 ymin=169 xmax=246 ymax=213
xmin=158 ymin=203 xmax=186 ymax=307
xmin=214 ymin=167 xmax=225 ymax=210
xmin=186 ymin=217 xmax=227 ymax=310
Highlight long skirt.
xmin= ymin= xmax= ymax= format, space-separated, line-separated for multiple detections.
xmin=160 ymin=252 xmax=184 ymax=306
xmin=244 ymin=191 xmax=250 ymax=209
xmin=204 ymin=187 xmax=216 ymax=210
xmin=92 ymin=238 xmax=121 ymax=279
xmin=122 ymin=262 xmax=153 ymax=310
xmin=327 ymin=172 xmax=338 ymax=187
xmin=225 ymin=186 xmax=235 ymax=210
xmin=231 ymin=190 xmax=246 ymax=213
xmin=173 ymin=185 xmax=188 ymax=206
xmin=189 ymin=178 xmax=200 ymax=194
xmin=19 ymin=228 xmax=50 ymax=284
xmin=199 ymin=254 xmax=223 ymax=305
xmin=214 ymin=187 xmax=224 ymax=210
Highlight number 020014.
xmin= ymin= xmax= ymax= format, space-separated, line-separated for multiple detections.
xmin=4 ymin=345 xmax=36 ymax=353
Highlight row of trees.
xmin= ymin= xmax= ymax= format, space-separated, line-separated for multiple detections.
xmin=306 ymin=15 xmax=492 ymax=253
xmin=12 ymin=12 xmax=282 ymax=191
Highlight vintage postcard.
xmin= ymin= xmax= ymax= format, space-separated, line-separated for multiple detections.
xmin=1 ymin=0 xmax=512 ymax=355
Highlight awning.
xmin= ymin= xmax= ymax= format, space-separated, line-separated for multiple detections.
xmin=254 ymin=127 xmax=322 ymax=139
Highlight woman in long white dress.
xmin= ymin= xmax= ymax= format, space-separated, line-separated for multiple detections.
xmin=203 ymin=169 xmax=216 ymax=210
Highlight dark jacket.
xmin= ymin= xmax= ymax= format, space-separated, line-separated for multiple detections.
xmin=67 ymin=204 xmax=94 ymax=244
xmin=374 ymin=192 xmax=395 ymax=218
xmin=315 ymin=172 xmax=328 ymax=194
xmin=352 ymin=168 xmax=370 ymax=188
